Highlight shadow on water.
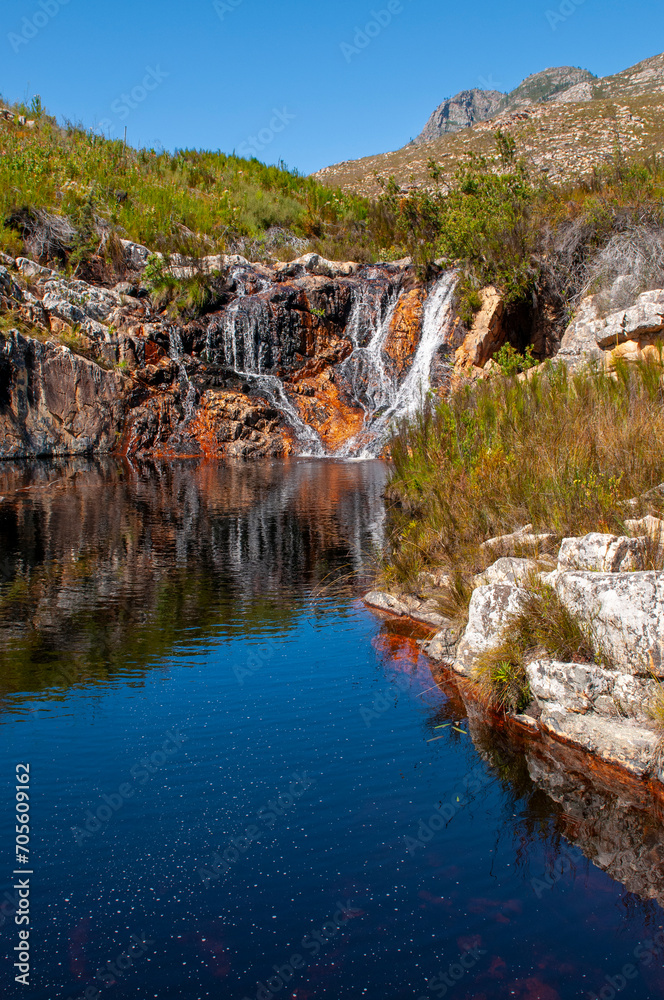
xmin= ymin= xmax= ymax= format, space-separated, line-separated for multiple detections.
xmin=0 ymin=456 xmax=387 ymax=706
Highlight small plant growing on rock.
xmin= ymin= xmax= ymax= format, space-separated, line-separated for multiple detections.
xmin=475 ymin=637 xmax=531 ymax=714
xmin=474 ymin=579 xmax=602 ymax=716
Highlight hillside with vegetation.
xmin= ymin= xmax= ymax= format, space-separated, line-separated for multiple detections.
xmin=3 ymin=87 xmax=664 ymax=341
xmin=315 ymin=52 xmax=664 ymax=199
xmin=0 ymin=95 xmax=368 ymax=274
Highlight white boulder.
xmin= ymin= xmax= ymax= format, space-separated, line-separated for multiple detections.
xmin=558 ymin=533 xmax=647 ymax=573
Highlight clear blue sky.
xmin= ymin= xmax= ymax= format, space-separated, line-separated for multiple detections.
xmin=2 ymin=0 xmax=663 ymax=175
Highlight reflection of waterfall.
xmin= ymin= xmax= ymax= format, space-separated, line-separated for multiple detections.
xmin=339 ymin=272 xmax=457 ymax=458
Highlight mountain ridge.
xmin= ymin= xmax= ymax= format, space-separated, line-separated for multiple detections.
xmin=414 ymin=66 xmax=597 ymax=143
xmin=315 ymin=52 xmax=664 ymax=197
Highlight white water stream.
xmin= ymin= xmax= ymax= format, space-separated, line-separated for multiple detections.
xmin=206 ymin=269 xmax=457 ymax=458
xmin=338 ymin=272 xmax=457 ymax=458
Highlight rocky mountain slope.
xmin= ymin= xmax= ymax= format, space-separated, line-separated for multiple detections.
xmin=414 ymin=66 xmax=596 ymax=143
xmin=315 ymin=52 xmax=664 ymax=198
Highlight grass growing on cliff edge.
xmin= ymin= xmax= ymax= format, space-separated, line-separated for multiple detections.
xmin=382 ymin=355 xmax=664 ymax=593
xmin=474 ymin=580 xmax=601 ymax=714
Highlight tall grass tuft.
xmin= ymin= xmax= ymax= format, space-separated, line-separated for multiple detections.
xmin=385 ymin=356 xmax=664 ymax=588
xmin=474 ymin=579 xmax=602 ymax=714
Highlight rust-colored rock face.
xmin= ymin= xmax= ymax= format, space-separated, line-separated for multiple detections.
xmin=121 ymin=384 xmax=293 ymax=461
xmin=291 ymin=372 xmax=365 ymax=452
xmin=0 ymin=255 xmax=462 ymax=460
xmin=455 ymin=286 xmax=506 ymax=369
xmin=383 ymin=288 xmax=425 ymax=376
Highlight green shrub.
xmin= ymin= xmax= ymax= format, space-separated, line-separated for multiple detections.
xmin=493 ymin=343 xmax=537 ymax=375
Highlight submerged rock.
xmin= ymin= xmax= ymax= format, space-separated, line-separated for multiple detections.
xmin=363 ymin=590 xmax=449 ymax=628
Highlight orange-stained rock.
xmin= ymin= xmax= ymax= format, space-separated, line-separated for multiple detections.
xmin=455 ymin=287 xmax=506 ymax=369
xmin=289 ymin=340 xmax=354 ymax=382
xmin=144 ymin=340 xmax=168 ymax=365
xmin=291 ymin=372 xmax=365 ymax=452
xmin=384 ymin=288 xmax=425 ymax=375
xmin=123 ymin=388 xmax=294 ymax=460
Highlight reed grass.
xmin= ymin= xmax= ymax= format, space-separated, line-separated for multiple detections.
xmin=383 ymin=355 xmax=664 ymax=594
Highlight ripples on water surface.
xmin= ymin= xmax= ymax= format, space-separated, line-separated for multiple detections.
xmin=0 ymin=458 xmax=663 ymax=1000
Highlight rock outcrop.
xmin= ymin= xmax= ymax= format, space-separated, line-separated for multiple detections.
xmin=1 ymin=251 xmax=453 ymax=460
xmin=365 ymin=518 xmax=664 ymax=784
xmin=0 ymin=331 xmax=125 ymax=458
xmin=414 ymin=89 xmax=505 ymax=143
xmin=556 ymin=287 xmax=664 ymax=368
xmin=454 ymin=286 xmax=506 ymax=370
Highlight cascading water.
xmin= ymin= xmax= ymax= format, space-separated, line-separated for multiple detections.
xmin=337 ymin=283 xmax=403 ymax=420
xmin=338 ymin=272 xmax=457 ymax=458
xmin=237 ymin=372 xmax=326 ymax=458
xmin=199 ymin=264 xmax=456 ymax=460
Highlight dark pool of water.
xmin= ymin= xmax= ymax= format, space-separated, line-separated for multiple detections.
xmin=0 ymin=458 xmax=663 ymax=1000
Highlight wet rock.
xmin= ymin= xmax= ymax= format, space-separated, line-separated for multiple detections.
xmin=554 ymin=570 xmax=664 ymax=675
xmin=122 ymin=387 xmax=292 ymax=461
xmin=454 ymin=583 xmax=525 ymax=676
xmin=363 ymin=590 xmax=449 ymax=628
xmin=0 ymin=331 xmax=124 ymax=457
xmin=422 ymin=627 xmax=459 ymax=664
xmin=290 ymin=371 xmax=364 ymax=452
xmin=473 ymin=557 xmax=541 ymax=588
xmin=558 ymin=532 xmax=647 ymax=573
xmin=383 ymin=288 xmax=425 ymax=376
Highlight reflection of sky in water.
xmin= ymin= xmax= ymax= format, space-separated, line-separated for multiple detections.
xmin=0 ymin=458 xmax=663 ymax=1000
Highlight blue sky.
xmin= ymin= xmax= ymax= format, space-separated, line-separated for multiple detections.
xmin=2 ymin=0 xmax=663 ymax=175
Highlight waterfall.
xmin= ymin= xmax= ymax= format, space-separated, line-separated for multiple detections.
xmin=337 ymin=284 xmax=403 ymax=419
xmin=238 ymin=372 xmax=326 ymax=458
xmin=201 ymin=266 xmax=456 ymax=460
xmin=338 ymin=272 xmax=457 ymax=458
